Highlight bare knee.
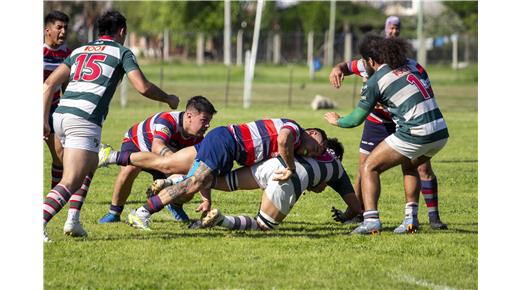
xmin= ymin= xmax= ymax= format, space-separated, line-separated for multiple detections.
xmin=417 ymin=161 xmax=435 ymax=180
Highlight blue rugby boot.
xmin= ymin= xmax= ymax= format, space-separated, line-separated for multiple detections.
xmin=99 ymin=212 xmax=121 ymax=224
xmin=166 ymin=203 xmax=190 ymax=222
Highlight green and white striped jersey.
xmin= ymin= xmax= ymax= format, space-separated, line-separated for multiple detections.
xmin=56 ymin=37 xmax=139 ymax=126
xmin=359 ymin=63 xmax=449 ymax=144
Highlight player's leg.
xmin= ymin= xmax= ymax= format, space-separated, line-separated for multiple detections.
xmin=99 ymin=165 xmax=141 ymax=223
xmin=417 ymin=161 xmax=448 ymax=229
xmin=101 ymin=146 xmax=197 ymax=176
xmin=44 ymin=147 xmax=98 ymax=234
xmin=44 ymin=114 xmax=101 ymax=240
xmin=128 ymin=160 xmax=214 ymax=230
xmin=351 ymin=139 xmax=407 ymax=235
xmin=213 ymin=166 xmax=260 ymax=192
xmin=393 ymin=159 xmax=422 ymax=234
xmin=46 ymin=134 xmax=64 ymax=188
xmin=203 ymin=184 xmax=291 ymax=231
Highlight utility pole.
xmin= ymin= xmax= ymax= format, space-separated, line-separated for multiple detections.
xmin=327 ymin=0 xmax=336 ymax=67
xmin=224 ymin=0 xmax=231 ymax=66
xmin=416 ymin=0 xmax=427 ymax=66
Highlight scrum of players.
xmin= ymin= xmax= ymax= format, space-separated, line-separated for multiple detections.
xmin=43 ymin=9 xmax=448 ymax=242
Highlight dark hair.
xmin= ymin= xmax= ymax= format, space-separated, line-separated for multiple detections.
xmin=306 ymin=127 xmax=328 ymax=145
xmin=45 ymin=11 xmax=69 ymax=26
xmin=97 ymin=10 xmax=127 ymax=37
xmin=186 ymin=95 xmax=217 ymax=115
xmin=381 ymin=37 xmax=410 ymax=69
xmin=326 ymin=138 xmax=344 ymax=161
xmin=359 ymin=34 xmax=385 ymax=65
xmin=360 ymin=35 xmax=410 ymax=69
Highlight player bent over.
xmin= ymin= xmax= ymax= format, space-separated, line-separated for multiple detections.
xmin=122 ymin=119 xmax=328 ymax=229
xmin=200 ymin=138 xmax=362 ymax=231
xmin=98 ymin=96 xmax=216 ymax=223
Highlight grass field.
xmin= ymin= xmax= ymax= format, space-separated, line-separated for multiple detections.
xmin=44 ymin=63 xmax=477 ymax=289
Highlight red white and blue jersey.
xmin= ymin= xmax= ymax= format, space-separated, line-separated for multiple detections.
xmin=123 ymin=111 xmax=203 ymax=152
xmin=228 ymin=119 xmax=304 ymax=166
xmin=44 ymin=43 xmax=71 ymax=106
xmin=347 ymin=58 xmax=432 ymax=125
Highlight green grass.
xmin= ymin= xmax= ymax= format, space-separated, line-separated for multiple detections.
xmin=44 ymin=63 xmax=477 ymax=289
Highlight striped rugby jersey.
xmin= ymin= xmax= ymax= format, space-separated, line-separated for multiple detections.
xmin=123 ymin=111 xmax=203 ymax=152
xmin=228 ymin=119 xmax=304 ymax=166
xmin=347 ymin=58 xmax=433 ymax=125
xmin=266 ymin=152 xmax=354 ymax=201
xmin=55 ymin=36 xmax=139 ymax=126
xmin=359 ymin=62 xmax=449 ymax=144
xmin=44 ymin=43 xmax=71 ymax=106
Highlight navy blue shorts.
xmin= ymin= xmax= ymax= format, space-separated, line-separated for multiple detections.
xmin=194 ymin=126 xmax=238 ymax=176
xmin=120 ymin=140 xmax=166 ymax=180
xmin=359 ymin=120 xmax=396 ymax=154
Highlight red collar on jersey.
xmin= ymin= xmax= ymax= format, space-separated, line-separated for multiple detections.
xmin=99 ymin=35 xmax=114 ymax=41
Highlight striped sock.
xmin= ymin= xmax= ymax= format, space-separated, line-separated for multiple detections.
xmin=68 ymin=173 xmax=93 ymax=218
xmin=421 ymin=178 xmax=440 ymax=220
xmin=51 ymin=164 xmax=63 ymax=189
xmin=109 ymin=204 xmax=124 ymax=216
xmin=219 ymin=215 xmax=259 ymax=230
xmin=363 ymin=210 xmax=379 ymax=221
xmin=143 ymin=195 xmax=165 ymax=214
xmin=404 ymin=202 xmax=419 ymax=219
xmin=43 ymin=184 xmax=72 ymax=224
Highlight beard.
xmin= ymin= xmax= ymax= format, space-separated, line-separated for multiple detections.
xmin=366 ymin=64 xmax=375 ymax=77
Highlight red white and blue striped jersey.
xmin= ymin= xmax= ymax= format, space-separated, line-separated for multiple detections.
xmin=228 ymin=119 xmax=304 ymax=166
xmin=44 ymin=43 xmax=71 ymax=106
xmin=123 ymin=111 xmax=203 ymax=152
xmin=347 ymin=58 xmax=432 ymax=125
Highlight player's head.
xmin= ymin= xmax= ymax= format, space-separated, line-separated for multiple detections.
xmin=326 ymin=137 xmax=344 ymax=161
xmin=381 ymin=37 xmax=410 ymax=69
xmin=44 ymin=11 xmax=69 ymax=48
xmin=297 ymin=128 xmax=328 ymax=158
xmin=97 ymin=10 xmax=127 ymax=44
xmin=359 ymin=35 xmax=385 ymax=77
xmin=385 ymin=16 xmax=401 ymax=39
xmin=183 ymin=96 xmax=217 ymax=137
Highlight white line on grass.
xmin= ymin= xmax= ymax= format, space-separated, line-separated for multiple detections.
xmin=393 ymin=273 xmax=458 ymax=290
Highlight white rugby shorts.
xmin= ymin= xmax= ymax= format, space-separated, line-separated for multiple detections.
xmin=53 ymin=113 xmax=102 ymax=153
xmin=251 ymin=158 xmax=298 ymax=216
xmin=384 ymin=134 xmax=448 ymax=160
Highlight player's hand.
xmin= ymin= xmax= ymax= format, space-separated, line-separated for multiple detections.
xmin=196 ymin=199 xmax=211 ymax=215
xmin=43 ymin=121 xmax=51 ymax=140
xmin=166 ymin=94 xmax=180 ymax=109
xmin=272 ymin=168 xmax=293 ymax=182
xmin=331 ymin=206 xmax=348 ymax=223
xmin=329 ymin=66 xmax=344 ymax=89
xmin=309 ymin=181 xmax=327 ymax=193
xmin=324 ymin=112 xmax=341 ymax=126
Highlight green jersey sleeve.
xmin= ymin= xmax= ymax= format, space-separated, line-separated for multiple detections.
xmin=357 ymin=80 xmax=380 ymax=112
xmin=121 ymin=49 xmax=140 ymax=73
xmin=63 ymin=55 xmax=73 ymax=68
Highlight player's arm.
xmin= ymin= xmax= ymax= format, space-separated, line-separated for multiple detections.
xmin=122 ymin=50 xmax=179 ymax=109
xmin=324 ymin=107 xmax=369 ymax=128
xmin=151 ymin=138 xmax=176 ymax=157
xmin=328 ymin=173 xmax=363 ymax=219
xmin=272 ymin=128 xmax=297 ymax=182
xmin=126 ymin=69 xmax=179 ymax=109
xmin=329 ymin=59 xmax=364 ymax=89
xmin=43 ymin=63 xmax=70 ymax=139
xmin=325 ymin=80 xmax=379 ymax=128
